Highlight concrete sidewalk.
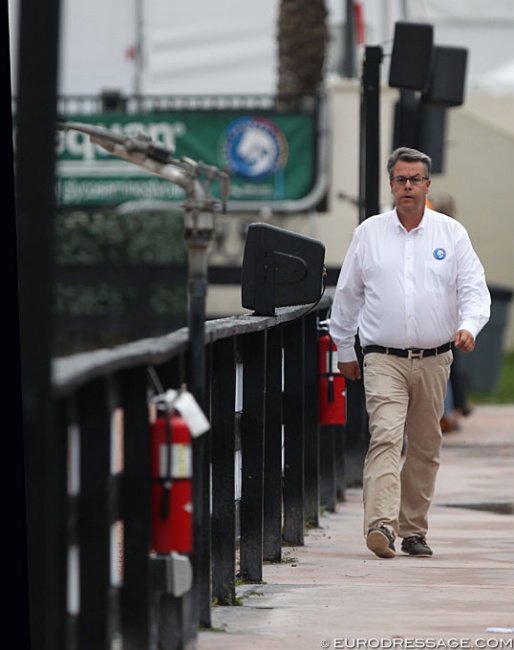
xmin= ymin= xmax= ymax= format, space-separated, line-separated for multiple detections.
xmin=198 ymin=404 xmax=514 ymax=650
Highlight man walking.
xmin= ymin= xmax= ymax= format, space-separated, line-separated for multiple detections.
xmin=329 ymin=147 xmax=490 ymax=558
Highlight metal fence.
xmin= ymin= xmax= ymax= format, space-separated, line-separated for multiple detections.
xmin=12 ymin=91 xmax=320 ymax=116
xmin=50 ymin=290 xmax=349 ymax=650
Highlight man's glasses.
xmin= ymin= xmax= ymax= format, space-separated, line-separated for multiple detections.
xmin=391 ymin=175 xmax=428 ymax=186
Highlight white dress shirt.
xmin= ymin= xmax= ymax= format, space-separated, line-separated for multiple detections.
xmin=329 ymin=208 xmax=491 ymax=363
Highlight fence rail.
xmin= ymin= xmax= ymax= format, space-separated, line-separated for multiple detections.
xmin=13 ymin=92 xmax=319 ymax=116
xmin=51 ymin=288 xmax=350 ymax=649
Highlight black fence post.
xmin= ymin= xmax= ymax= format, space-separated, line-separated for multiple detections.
xmin=319 ymin=425 xmax=337 ymax=511
xmin=240 ymin=330 xmax=267 ymax=581
xmin=211 ymin=337 xmax=237 ymax=604
xmin=263 ymin=326 xmax=284 ymax=562
xmin=283 ymin=318 xmax=305 ymax=545
xmin=187 ymin=277 xmax=212 ymax=630
xmin=76 ymin=378 xmax=118 ymax=650
xmin=119 ymin=367 xmax=152 ymax=650
xmin=335 ymin=423 xmax=347 ymax=501
xmin=304 ymin=313 xmax=320 ymax=527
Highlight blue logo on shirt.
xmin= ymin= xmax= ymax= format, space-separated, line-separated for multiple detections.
xmin=433 ymin=248 xmax=446 ymax=260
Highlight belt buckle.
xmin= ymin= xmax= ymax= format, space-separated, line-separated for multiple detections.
xmin=408 ymin=349 xmax=423 ymax=360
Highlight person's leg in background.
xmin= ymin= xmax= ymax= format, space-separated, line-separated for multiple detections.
xmin=440 ymin=378 xmax=458 ymax=433
xmin=450 ymin=344 xmax=473 ymax=417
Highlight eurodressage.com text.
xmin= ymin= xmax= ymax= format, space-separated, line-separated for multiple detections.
xmin=322 ymin=638 xmax=514 ymax=649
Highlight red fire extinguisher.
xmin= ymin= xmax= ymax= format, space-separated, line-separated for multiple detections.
xmin=150 ymin=407 xmax=193 ymax=554
xmin=318 ymin=333 xmax=346 ymax=425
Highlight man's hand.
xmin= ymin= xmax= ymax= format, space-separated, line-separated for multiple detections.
xmin=337 ymin=361 xmax=362 ymax=380
xmin=454 ymin=329 xmax=475 ymax=353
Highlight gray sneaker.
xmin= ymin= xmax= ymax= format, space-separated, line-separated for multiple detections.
xmin=366 ymin=525 xmax=396 ymax=558
xmin=401 ymin=535 xmax=433 ymax=557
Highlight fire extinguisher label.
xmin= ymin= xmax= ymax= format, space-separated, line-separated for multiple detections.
xmin=159 ymin=444 xmax=193 ymax=478
xmin=325 ymin=352 xmax=339 ymax=373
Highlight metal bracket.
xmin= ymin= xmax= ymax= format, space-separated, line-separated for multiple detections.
xmin=150 ymin=552 xmax=193 ymax=597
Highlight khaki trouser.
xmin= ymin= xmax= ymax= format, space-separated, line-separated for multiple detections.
xmin=362 ymin=350 xmax=453 ymax=540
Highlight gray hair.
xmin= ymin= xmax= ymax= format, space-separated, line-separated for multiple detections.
xmin=387 ymin=147 xmax=432 ymax=179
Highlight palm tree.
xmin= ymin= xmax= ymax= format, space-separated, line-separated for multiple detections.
xmin=276 ymin=0 xmax=328 ymax=98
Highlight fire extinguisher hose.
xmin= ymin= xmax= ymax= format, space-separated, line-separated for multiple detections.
xmin=328 ymin=376 xmax=334 ymax=402
xmin=327 ymin=334 xmax=335 ymax=402
xmin=160 ymin=405 xmax=173 ymax=519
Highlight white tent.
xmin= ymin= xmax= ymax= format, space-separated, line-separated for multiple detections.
xmin=471 ymin=58 xmax=514 ymax=95
xmin=9 ymin=0 xmax=514 ymax=96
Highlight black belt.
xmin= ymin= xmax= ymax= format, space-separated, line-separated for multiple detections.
xmin=362 ymin=342 xmax=452 ymax=359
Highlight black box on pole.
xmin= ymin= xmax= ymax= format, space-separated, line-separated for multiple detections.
xmin=241 ymin=223 xmax=326 ymax=316
xmin=422 ymin=46 xmax=468 ymax=107
xmin=388 ymin=22 xmax=434 ymax=91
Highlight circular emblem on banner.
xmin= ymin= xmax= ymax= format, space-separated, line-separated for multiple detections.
xmin=433 ymin=248 xmax=446 ymax=260
xmin=222 ymin=116 xmax=288 ymax=180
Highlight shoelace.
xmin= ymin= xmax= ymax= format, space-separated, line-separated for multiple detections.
xmin=405 ymin=536 xmax=429 ymax=547
xmin=379 ymin=525 xmax=393 ymax=539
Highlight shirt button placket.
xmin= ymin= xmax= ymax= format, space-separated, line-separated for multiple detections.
xmin=405 ymin=234 xmax=415 ymax=347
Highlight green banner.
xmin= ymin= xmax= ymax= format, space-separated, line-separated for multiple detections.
xmin=57 ymin=112 xmax=317 ymax=207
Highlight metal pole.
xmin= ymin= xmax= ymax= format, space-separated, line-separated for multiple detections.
xmin=16 ymin=0 xmax=67 ymax=648
xmin=343 ymin=0 xmax=356 ymax=78
xmin=401 ymin=0 xmax=409 ymax=21
xmin=352 ymin=44 xmax=383 ymax=485
xmin=134 ymin=0 xmax=144 ymax=94
xmin=183 ymin=192 xmax=218 ymax=630
xmin=182 ymin=171 xmax=228 ymax=631
xmin=184 ymin=197 xmax=213 ymax=408
xmin=358 ymin=45 xmax=382 ymax=222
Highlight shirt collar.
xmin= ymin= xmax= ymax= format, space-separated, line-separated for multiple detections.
xmin=394 ymin=208 xmax=427 ymax=234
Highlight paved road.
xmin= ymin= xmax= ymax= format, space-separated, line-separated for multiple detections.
xmin=198 ymin=405 xmax=514 ymax=650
